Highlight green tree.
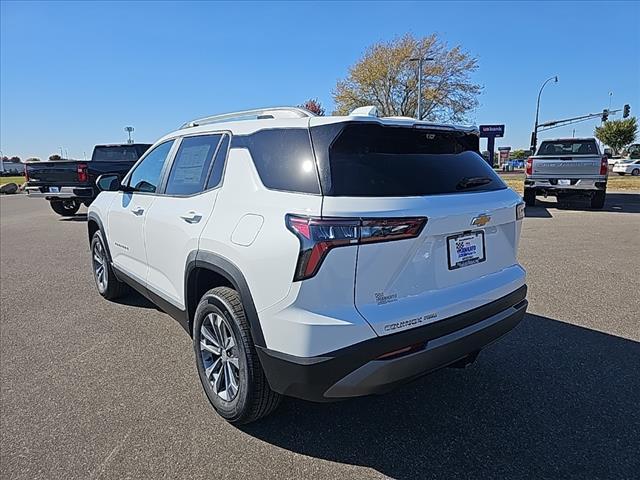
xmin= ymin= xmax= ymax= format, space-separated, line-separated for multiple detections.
xmin=48 ymin=154 xmax=62 ymax=161
xmin=594 ymin=117 xmax=637 ymax=154
xmin=510 ymin=149 xmax=529 ymax=160
xmin=25 ymin=157 xmax=41 ymax=162
xmin=298 ymin=98 xmax=325 ymax=116
xmin=333 ymin=33 xmax=481 ymax=122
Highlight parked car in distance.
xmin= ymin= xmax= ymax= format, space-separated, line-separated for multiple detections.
xmin=88 ymin=106 xmax=527 ymax=424
xmin=524 ymin=138 xmax=608 ymax=209
xmin=623 ymin=144 xmax=640 ymax=159
xmin=25 ymin=143 xmax=151 ymax=216
xmin=607 ymin=154 xmax=622 ymax=166
xmin=613 ymin=159 xmax=640 ymax=176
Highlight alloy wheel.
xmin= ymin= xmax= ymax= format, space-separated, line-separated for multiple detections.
xmin=199 ymin=313 xmax=240 ymax=401
xmin=92 ymin=239 xmax=107 ymax=292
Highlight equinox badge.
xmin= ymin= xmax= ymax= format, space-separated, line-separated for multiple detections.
xmin=471 ymin=214 xmax=491 ymax=227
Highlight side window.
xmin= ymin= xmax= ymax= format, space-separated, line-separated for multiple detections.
xmin=165 ymin=134 xmax=222 ymax=195
xmin=240 ymin=129 xmax=320 ymax=194
xmin=206 ymin=134 xmax=230 ymax=189
xmin=128 ymin=140 xmax=174 ymax=193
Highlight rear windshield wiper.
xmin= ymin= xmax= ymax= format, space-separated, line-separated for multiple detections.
xmin=456 ymin=176 xmax=493 ymax=190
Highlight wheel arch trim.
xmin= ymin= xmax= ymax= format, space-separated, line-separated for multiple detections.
xmin=87 ymin=212 xmax=112 ymax=262
xmin=186 ymin=251 xmax=266 ymax=348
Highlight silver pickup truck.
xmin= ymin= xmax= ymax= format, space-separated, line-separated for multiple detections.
xmin=524 ymin=138 xmax=608 ymax=209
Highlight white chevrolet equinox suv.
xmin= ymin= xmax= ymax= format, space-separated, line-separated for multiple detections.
xmin=88 ymin=106 xmax=528 ymax=424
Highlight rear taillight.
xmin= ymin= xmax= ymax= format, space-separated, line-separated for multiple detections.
xmin=77 ymin=163 xmax=88 ymax=182
xmin=286 ymin=215 xmax=427 ymax=281
xmin=24 ymin=164 xmax=29 ymax=181
xmin=525 ymin=157 xmax=533 ymax=175
xmin=600 ymin=156 xmax=608 ymax=176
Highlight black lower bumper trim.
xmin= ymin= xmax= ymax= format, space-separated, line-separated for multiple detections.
xmin=257 ymin=285 xmax=527 ymax=402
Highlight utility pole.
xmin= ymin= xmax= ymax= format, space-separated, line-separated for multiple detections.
xmin=531 ymin=75 xmax=558 ymax=152
xmin=409 ymin=56 xmax=434 ymax=120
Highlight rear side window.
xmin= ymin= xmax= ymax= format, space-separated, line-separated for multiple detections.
xmin=206 ymin=134 xmax=230 ymax=189
xmin=537 ymin=140 xmax=599 ymax=156
xmin=165 ymin=134 xmax=222 ymax=195
xmin=315 ymin=123 xmax=503 ymax=197
xmin=234 ymin=129 xmax=320 ymax=194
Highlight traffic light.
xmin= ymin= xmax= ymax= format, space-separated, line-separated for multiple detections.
xmin=602 ymin=109 xmax=609 ymax=122
xmin=623 ymin=104 xmax=630 ymax=118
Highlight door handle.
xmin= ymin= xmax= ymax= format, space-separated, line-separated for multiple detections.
xmin=180 ymin=211 xmax=203 ymax=224
xmin=131 ymin=207 xmax=145 ymax=216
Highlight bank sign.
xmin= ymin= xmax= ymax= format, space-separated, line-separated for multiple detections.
xmin=479 ymin=125 xmax=505 ymax=137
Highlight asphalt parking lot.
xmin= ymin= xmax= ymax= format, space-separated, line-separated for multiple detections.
xmin=1 ymin=193 xmax=639 ymax=479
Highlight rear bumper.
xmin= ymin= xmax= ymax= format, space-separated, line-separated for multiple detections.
xmin=257 ymin=285 xmax=527 ymax=402
xmin=524 ymin=177 xmax=607 ymax=192
xmin=25 ymin=186 xmax=94 ymax=200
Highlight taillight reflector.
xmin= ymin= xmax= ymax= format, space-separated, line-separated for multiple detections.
xmin=286 ymin=215 xmax=427 ymax=281
xmin=525 ymin=157 xmax=533 ymax=176
xmin=600 ymin=156 xmax=608 ymax=176
xmin=77 ymin=163 xmax=88 ymax=183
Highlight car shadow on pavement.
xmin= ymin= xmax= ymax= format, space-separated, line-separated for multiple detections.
xmin=241 ymin=313 xmax=639 ymax=479
xmin=113 ymin=291 xmax=159 ymax=310
xmin=524 ymin=205 xmax=552 ymax=218
xmin=535 ymin=192 xmax=640 ymax=214
xmin=59 ymin=213 xmax=88 ymax=222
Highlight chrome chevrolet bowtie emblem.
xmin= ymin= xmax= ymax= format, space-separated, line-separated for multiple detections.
xmin=471 ymin=214 xmax=491 ymax=227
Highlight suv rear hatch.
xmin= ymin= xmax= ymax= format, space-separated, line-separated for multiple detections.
xmin=530 ymin=139 xmax=605 ymax=177
xmin=309 ymin=120 xmax=525 ymax=336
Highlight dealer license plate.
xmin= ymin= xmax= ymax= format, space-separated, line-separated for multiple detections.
xmin=49 ymin=187 xmax=60 ymax=193
xmin=447 ymin=231 xmax=486 ymax=270
xmin=558 ymin=179 xmax=571 ymax=186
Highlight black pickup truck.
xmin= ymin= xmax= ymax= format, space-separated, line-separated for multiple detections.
xmin=25 ymin=143 xmax=151 ymax=216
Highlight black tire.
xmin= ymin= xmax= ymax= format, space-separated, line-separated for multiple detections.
xmin=50 ymin=200 xmax=80 ymax=217
xmin=523 ymin=188 xmax=536 ymax=207
xmin=90 ymin=230 xmax=129 ymax=300
xmin=193 ymin=287 xmax=281 ymax=425
xmin=632 ymin=168 xmax=639 ymax=176
xmin=590 ymin=191 xmax=606 ymax=209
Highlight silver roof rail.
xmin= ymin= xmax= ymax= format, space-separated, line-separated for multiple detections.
xmin=180 ymin=106 xmax=315 ymax=129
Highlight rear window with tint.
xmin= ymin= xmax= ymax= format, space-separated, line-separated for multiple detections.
xmin=92 ymin=146 xmax=147 ymax=162
xmin=321 ymin=123 xmax=504 ymax=197
xmin=537 ymin=140 xmax=599 ymax=156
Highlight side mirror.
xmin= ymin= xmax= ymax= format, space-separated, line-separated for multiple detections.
xmin=96 ymin=174 xmax=122 ymax=192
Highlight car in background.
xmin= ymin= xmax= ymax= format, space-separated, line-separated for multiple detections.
xmin=624 ymin=144 xmax=640 ymax=159
xmin=524 ymin=138 xmax=608 ymax=209
xmin=613 ymin=159 xmax=640 ymax=176
xmin=25 ymin=143 xmax=151 ymax=216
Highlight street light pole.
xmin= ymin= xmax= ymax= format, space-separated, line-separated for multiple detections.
xmin=410 ymin=56 xmax=435 ymax=120
xmin=531 ymin=75 xmax=558 ymax=152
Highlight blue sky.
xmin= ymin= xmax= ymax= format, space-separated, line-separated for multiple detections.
xmin=1 ymin=1 xmax=639 ymax=160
